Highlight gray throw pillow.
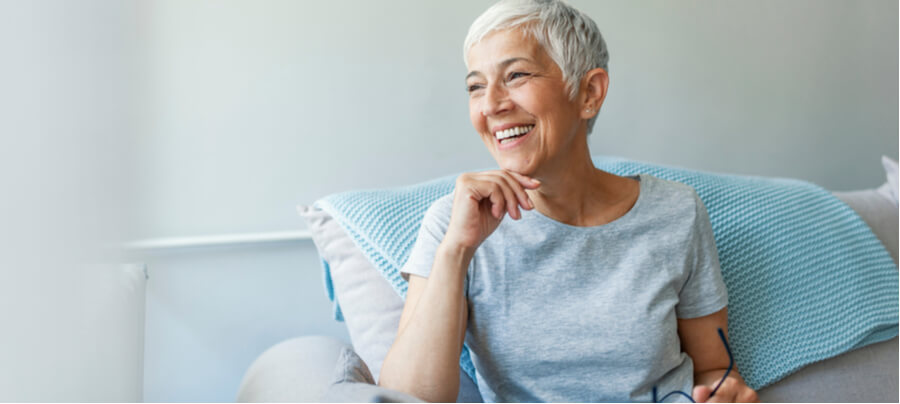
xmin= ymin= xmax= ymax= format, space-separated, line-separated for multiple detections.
xmin=878 ymin=156 xmax=898 ymax=206
xmin=324 ymin=347 xmax=423 ymax=403
xmin=331 ymin=346 xmax=376 ymax=385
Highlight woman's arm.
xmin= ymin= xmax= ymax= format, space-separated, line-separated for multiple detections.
xmin=677 ymin=307 xmax=759 ymax=403
xmin=378 ymin=243 xmax=471 ymax=402
xmin=379 ymin=170 xmax=538 ymax=402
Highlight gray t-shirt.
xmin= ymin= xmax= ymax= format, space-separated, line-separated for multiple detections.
xmin=400 ymin=173 xmax=728 ymax=402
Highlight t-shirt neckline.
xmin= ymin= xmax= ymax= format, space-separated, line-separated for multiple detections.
xmin=525 ymin=173 xmax=647 ymax=231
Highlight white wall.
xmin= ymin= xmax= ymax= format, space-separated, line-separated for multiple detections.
xmin=132 ymin=242 xmax=348 ymax=403
xmin=0 ymin=0 xmax=142 ymax=401
xmin=138 ymin=0 xmax=897 ymax=240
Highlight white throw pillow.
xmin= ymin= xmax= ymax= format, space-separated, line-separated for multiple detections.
xmin=298 ymin=205 xmax=404 ymax=383
xmin=298 ymin=205 xmax=484 ymax=402
xmin=877 ymin=155 xmax=898 ymax=207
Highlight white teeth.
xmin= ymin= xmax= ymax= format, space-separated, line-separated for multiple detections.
xmin=495 ymin=125 xmax=534 ymax=140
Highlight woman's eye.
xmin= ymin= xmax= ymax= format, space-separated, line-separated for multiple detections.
xmin=508 ymin=72 xmax=530 ymax=81
xmin=466 ymin=84 xmax=484 ymax=93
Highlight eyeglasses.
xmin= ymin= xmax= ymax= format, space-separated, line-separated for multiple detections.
xmin=652 ymin=328 xmax=733 ymax=403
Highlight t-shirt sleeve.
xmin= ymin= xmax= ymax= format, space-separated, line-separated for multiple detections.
xmin=675 ymin=191 xmax=729 ymax=319
xmin=400 ymin=194 xmax=455 ymax=282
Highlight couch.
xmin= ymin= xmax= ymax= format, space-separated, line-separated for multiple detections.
xmin=238 ymin=157 xmax=899 ymax=402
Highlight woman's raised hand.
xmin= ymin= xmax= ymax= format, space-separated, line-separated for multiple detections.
xmin=443 ymin=170 xmax=541 ymax=252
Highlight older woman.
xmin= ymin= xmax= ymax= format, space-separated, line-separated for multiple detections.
xmin=379 ymin=0 xmax=759 ymax=402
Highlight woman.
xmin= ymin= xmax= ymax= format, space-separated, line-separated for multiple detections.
xmin=379 ymin=0 xmax=759 ymax=402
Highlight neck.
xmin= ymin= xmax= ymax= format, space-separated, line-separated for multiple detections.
xmin=525 ymin=139 xmax=632 ymax=226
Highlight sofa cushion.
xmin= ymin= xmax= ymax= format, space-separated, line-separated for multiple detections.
xmin=758 ymin=337 xmax=898 ymax=402
xmin=833 ymin=188 xmax=898 ymax=265
xmin=237 ymin=336 xmax=347 ymax=403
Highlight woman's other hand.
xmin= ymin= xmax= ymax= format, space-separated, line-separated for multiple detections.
xmin=692 ymin=373 xmax=759 ymax=403
xmin=444 ymin=170 xmax=540 ymax=251
xmin=679 ymin=308 xmax=759 ymax=403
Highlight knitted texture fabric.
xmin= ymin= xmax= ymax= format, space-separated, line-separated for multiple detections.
xmin=312 ymin=156 xmax=899 ymax=390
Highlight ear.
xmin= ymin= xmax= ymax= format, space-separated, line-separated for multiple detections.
xmin=579 ymin=67 xmax=609 ymax=120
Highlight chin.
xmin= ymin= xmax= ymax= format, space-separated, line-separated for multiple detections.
xmin=497 ymin=156 xmax=534 ymax=176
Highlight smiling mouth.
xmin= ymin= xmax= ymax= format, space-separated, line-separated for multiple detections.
xmin=495 ymin=124 xmax=535 ymax=145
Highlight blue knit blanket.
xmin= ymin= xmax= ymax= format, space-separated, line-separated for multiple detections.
xmin=313 ymin=156 xmax=898 ymax=390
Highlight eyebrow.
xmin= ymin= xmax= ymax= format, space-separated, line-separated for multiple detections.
xmin=466 ymin=57 xmax=532 ymax=80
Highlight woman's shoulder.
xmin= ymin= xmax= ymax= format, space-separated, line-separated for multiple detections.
xmin=425 ymin=192 xmax=455 ymax=216
xmin=639 ymin=174 xmax=703 ymax=217
xmin=420 ymin=192 xmax=455 ymax=228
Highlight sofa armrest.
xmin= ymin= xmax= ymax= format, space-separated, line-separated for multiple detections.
xmin=757 ymin=336 xmax=898 ymax=402
xmin=237 ymin=336 xmax=423 ymax=403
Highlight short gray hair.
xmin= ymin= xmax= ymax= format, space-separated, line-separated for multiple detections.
xmin=464 ymin=0 xmax=610 ymax=134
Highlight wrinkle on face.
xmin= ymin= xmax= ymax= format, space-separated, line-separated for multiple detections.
xmin=465 ymin=28 xmax=584 ymax=178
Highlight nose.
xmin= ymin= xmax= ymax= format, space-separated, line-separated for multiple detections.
xmin=481 ymin=82 xmax=513 ymax=117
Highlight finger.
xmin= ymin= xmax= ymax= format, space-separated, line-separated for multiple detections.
xmin=496 ymin=171 xmax=533 ymax=210
xmin=478 ymin=173 xmax=522 ymax=218
xmin=469 ymin=179 xmax=503 ymax=219
xmin=692 ymin=385 xmax=712 ymax=403
xmin=489 ymin=173 xmax=525 ymax=217
xmin=737 ymin=387 xmax=759 ymax=403
xmin=505 ymin=170 xmax=541 ymax=189
xmin=499 ymin=180 xmax=521 ymax=219
xmin=487 ymin=183 xmax=506 ymax=219
xmin=708 ymin=381 xmax=737 ymax=403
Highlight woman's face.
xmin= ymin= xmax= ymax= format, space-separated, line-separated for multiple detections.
xmin=466 ymin=28 xmax=583 ymax=176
